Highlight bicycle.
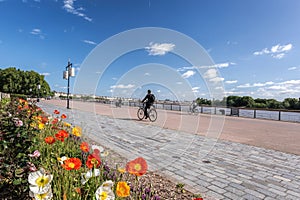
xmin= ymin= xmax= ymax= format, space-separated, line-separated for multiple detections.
xmin=137 ymin=103 xmax=157 ymax=122
xmin=187 ymin=104 xmax=200 ymax=115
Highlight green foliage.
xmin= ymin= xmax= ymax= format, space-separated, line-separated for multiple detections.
xmin=0 ymin=67 xmax=51 ymax=97
xmin=0 ymin=98 xmax=41 ymax=199
xmin=196 ymin=97 xmax=212 ymax=105
xmin=196 ymin=96 xmax=300 ymax=110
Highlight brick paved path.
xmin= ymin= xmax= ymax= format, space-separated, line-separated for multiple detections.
xmin=39 ymin=101 xmax=300 ymax=200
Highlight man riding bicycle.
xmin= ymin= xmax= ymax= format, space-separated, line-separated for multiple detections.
xmin=141 ymin=89 xmax=155 ymax=119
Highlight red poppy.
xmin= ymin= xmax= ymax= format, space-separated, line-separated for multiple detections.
xmin=44 ymin=136 xmax=56 ymax=144
xmin=193 ymin=198 xmax=203 ymax=200
xmin=61 ymin=114 xmax=67 ymax=119
xmin=125 ymin=157 xmax=148 ymax=176
xmin=62 ymin=158 xmax=82 ymax=170
xmin=55 ymin=130 xmax=69 ymax=142
xmin=54 ymin=109 xmax=60 ymax=115
xmin=41 ymin=116 xmax=48 ymax=124
xmin=51 ymin=118 xmax=59 ymax=124
xmin=86 ymin=153 xmax=101 ymax=169
xmin=80 ymin=142 xmax=89 ymax=153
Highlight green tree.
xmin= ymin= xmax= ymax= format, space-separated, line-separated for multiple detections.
xmin=266 ymin=99 xmax=283 ymax=109
xmin=196 ymin=97 xmax=211 ymax=105
xmin=283 ymin=98 xmax=299 ymax=109
xmin=0 ymin=67 xmax=51 ymax=97
xmin=240 ymin=96 xmax=254 ymax=107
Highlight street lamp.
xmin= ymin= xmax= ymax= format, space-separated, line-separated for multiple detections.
xmin=63 ymin=60 xmax=75 ymax=109
xmin=37 ymin=84 xmax=41 ymax=102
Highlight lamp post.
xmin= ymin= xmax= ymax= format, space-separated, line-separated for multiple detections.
xmin=63 ymin=60 xmax=75 ymax=109
xmin=37 ymin=84 xmax=41 ymax=102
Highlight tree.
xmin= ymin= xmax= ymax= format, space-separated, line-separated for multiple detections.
xmin=283 ymin=98 xmax=299 ymax=109
xmin=196 ymin=98 xmax=211 ymax=105
xmin=0 ymin=67 xmax=51 ymax=97
xmin=240 ymin=96 xmax=254 ymax=107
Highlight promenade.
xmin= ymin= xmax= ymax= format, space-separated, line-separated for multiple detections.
xmin=38 ymin=100 xmax=300 ymax=200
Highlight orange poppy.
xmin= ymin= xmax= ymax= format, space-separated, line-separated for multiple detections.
xmin=55 ymin=130 xmax=69 ymax=142
xmin=116 ymin=182 xmax=130 ymax=197
xmin=75 ymin=187 xmax=81 ymax=195
xmin=86 ymin=154 xmax=101 ymax=169
xmin=62 ymin=158 xmax=82 ymax=170
xmin=80 ymin=142 xmax=89 ymax=153
xmin=44 ymin=136 xmax=55 ymax=144
xmin=54 ymin=109 xmax=60 ymax=115
xmin=61 ymin=114 xmax=67 ymax=119
xmin=125 ymin=157 xmax=148 ymax=176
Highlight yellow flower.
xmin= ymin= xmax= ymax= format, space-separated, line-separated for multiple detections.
xmin=35 ymin=176 xmax=50 ymax=187
xmin=38 ymin=123 xmax=45 ymax=130
xmin=32 ymin=187 xmax=53 ymax=200
xmin=72 ymin=126 xmax=82 ymax=137
xmin=118 ymin=168 xmax=126 ymax=174
xmin=63 ymin=122 xmax=71 ymax=127
xmin=116 ymin=181 xmax=130 ymax=197
xmin=99 ymin=191 xmax=107 ymax=200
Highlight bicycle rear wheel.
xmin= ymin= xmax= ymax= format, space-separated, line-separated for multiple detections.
xmin=148 ymin=109 xmax=157 ymax=122
xmin=137 ymin=108 xmax=145 ymax=120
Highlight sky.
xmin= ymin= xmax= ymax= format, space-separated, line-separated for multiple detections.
xmin=0 ymin=0 xmax=300 ymax=101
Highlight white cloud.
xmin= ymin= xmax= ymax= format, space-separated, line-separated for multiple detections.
xmin=40 ymin=72 xmax=50 ymax=76
xmin=203 ymin=68 xmax=224 ymax=83
xmin=144 ymin=72 xmax=150 ymax=76
xmin=30 ymin=28 xmax=41 ymax=35
xmin=210 ymin=77 xmax=224 ymax=82
xmin=233 ymin=79 xmax=300 ymax=100
xmin=237 ymin=83 xmax=251 ymax=88
xmin=213 ymin=62 xmax=236 ymax=68
xmin=225 ymin=80 xmax=237 ymax=84
xmin=272 ymin=53 xmax=285 ymax=59
xmin=177 ymin=62 xmax=235 ymax=72
xmin=268 ymin=85 xmax=286 ymax=90
xmin=145 ymin=42 xmax=175 ymax=56
xmin=203 ymin=68 xmax=217 ymax=79
xmin=110 ymin=84 xmax=135 ymax=89
xmin=30 ymin=28 xmax=45 ymax=39
xmin=63 ymin=0 xmax=92 ymax=22
xmin=288 ymin=67 xmax=297 ymax=71
xmin=182 ymin=70 xmax=195 ymax=78
xmin=82 ymin=40 xmax=97 ymax=45
xmin=253 ymin=43 xmax=293 ymax=59
xmin=237 ymin=81 xmax=274 ymax=88
xmin=192 ymin=87 xmax=200 ymax=93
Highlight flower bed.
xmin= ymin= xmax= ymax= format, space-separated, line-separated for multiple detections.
xmin=0 ymin=98 xmax=203 ymax=200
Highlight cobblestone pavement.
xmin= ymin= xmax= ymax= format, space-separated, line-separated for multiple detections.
xmin=39 ymin=102 xmax=300 ymax=200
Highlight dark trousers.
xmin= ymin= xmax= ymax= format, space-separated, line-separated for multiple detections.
xmin=144 ymin=103 xmax=151 ymax=117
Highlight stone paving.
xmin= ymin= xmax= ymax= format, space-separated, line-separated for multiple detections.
xmin=39 ymin=102 xmax=300 ymax=200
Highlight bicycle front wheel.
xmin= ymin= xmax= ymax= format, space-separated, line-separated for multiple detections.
xmin=148 ymin=109 xmax=157 ymax=122
xmin=137 ymin=108 xmax=145 ymax=120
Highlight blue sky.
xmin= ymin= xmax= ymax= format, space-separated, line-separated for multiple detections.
xmin=0 ymin=0 xmax=300 ymax=101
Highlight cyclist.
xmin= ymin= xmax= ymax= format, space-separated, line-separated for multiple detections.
xmin=141 ymin=89 xmax=155 ymax=119
xmin=190 ymin=100 xmax=198 ymax=113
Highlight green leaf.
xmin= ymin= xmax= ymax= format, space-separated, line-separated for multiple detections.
xmin=13 ymin=179 xmax=21 ymax=185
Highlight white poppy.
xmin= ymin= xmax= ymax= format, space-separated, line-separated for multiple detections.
xmin=81 ymin=169 xmax=101 ymax=185
xmin=95 ymin=180 xmax=115 ymax=200
xmin=28 ymin=168 xmax=53 ymax=194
